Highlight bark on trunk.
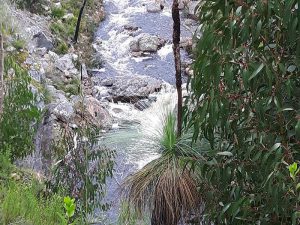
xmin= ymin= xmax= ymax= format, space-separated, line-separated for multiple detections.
xmin=73 ymin=0 xmax=88 ymax=43
xmin=172 ymin=0 xmax=182 ymax=138
xmin=0 ymin=33 xmax=4 ymax=117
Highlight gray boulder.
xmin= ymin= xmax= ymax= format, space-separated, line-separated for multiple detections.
xmin=130 ymin=33 xmax=165 ymax=53
xmin=74 ymin=97 xmax=112 ymax=128
xmin=50 ymin=101 xmax=75 ymax=123
xmin=32 ymin=32 xmax=54 ymax=50
xmin=146 ymin=3 xmax=162 ymax=13
xmin=97 ymin=76 xmax=162 ymax=103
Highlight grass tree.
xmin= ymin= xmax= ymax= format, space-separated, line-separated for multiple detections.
xmin=123 ymin=114 xmax=201 ymax=225
xmin=122 ymin=1 xmax=195 ymax=224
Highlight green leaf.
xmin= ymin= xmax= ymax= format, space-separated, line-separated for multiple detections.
xmin=217 ymin=151 xmax=233 ymax=157
xmin=249 ymin=63 xmax=265 ymax=81
xmin=289 ymin=162 xmax=298 ymax=175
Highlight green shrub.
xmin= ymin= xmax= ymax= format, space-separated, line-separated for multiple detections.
xmin=0 ymin=57 xmax=41 ymax=160
xmin=55 ymin=41 xmax=69 ymax=54
xmin=12 ymin=0 xmax=45 ymax=13
xmin=186 ymin=0 xmax=300 ymax=224
xmin=50 ymin=22 xmax=65 ymax=36
xmin=11 ymin=39 xmax=26 ymax=50
xmin=51 ymin=7 xmax=65 ymax=19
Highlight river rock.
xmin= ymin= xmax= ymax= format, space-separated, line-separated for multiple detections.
xmin=130 ymin=33 xmax=165 ymax=53
xmin=124 ymin=25 xmax=139 ymax=32
xmin=134 ymin=99 xmax=151 ymax=111
xmin=97 ymin=76 xmax=162 ymax=103
xmin=146 ymin=2 xmax=162 ymax=13
xmin=180 ymin=37 xmax=193 ymax=54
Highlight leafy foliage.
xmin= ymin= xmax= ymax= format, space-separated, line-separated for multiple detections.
xmin=186 ymin=0 xmax=300 ymax=224
xmin=0 ymin=56 xmax=41 ymax=160
xmin=57 ymin=196 xmax=78 ymax=225
xmin=49 ymin=126 xmax=115 ymax=217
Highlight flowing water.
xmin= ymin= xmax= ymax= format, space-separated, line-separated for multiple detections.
xmin=93 ymin=0 xmax=197 ymax=223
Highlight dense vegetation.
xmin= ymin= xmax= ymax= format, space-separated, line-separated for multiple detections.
xmin=185 ymin=0 xmax=300 ymax=224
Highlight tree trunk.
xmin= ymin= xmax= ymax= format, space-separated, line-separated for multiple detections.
xmin=172 ymin=0 xmax=182 ymax=138
xmin=73 ymin=0 xmax=88 ymax=43
xmin=0 ymin=32 xmax=4 ymax=117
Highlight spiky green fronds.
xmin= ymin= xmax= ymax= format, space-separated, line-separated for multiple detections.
xmin=122 ymin=113 xmax=202 ymax=225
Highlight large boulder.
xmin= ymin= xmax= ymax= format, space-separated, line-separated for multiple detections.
xmin=32 ymin=32 xmax=54 ymax=50
xmin=96 ymin=76 xmax=162 ymax=103
xmin=73 ymin=97 xmax=112 ymax=128
xmin=130 ymin=33 xmax=165 ymax=53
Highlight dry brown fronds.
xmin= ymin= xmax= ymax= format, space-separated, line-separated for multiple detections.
xmin=122 ymin=155 xmax=201 ymax=225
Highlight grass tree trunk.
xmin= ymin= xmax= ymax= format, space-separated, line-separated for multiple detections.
xmin=73 ymin=0 xmax=88 ymax=43
xmin=0 ymin=32 xmax=4 ymax=117
xmin=172 ymin=0 xmax=182 ymax=138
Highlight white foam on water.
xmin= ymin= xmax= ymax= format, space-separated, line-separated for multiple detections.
xmin=158 ymin=43 xmax=173 ymax=59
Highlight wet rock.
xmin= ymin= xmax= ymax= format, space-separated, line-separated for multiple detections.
xmin=180 ymin=37 xmax=193 ymax=54
xmin=146 ymin=3 xmax=162 ymax=13
xmin=139 ymin=34 xmax=163 ymax=52
xmin=32 ymin=32 xmax=54 ymax=50
xmin=98 ymin=76 xmax=162 ymax=103
xmin=124 ymin=25 xmax=139 ymax=32
xmin=134 ymin=99 xmax=151 ymax=111
xmin=101 ymin=78 xmax=114 ymax=87
xmin=130 ymin=33 xmax=165 ymax=53
xmin=129 ymin=41 xmax=140 ymax=52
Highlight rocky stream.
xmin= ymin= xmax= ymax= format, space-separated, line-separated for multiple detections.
xmin=13 ymin=0 xmax=200 ymax=223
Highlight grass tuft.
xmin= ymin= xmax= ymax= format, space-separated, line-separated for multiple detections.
xmin=0 ymin=181 xmax=64 ymax=225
